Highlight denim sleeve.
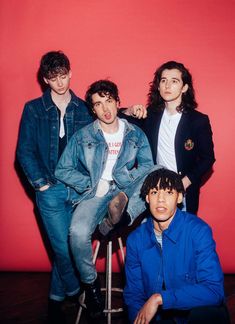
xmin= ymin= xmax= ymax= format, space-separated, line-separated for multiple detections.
xmin=161 ymin=224 xmax=224 ymax=310
xmin=55 ymin=134 xmax=91 ymax=193
xmin=17 ymin=104 xmax=50 ymax=190
xmin=129 ymin=129 xmax=154 ymax=181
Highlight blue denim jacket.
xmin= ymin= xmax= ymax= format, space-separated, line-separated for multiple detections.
xmin=55 ymin=119 xmax=154 ymax=204
xmin=17 ymin=89 xmax=93 ymax=189
xmin=124 ymin=209 xmax=225 ymax=322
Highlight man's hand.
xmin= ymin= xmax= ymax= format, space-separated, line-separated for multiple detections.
xmin=39 ymin=184 xmax=50 ymax=191
xmin=182 ymin=176 xmax=191 ymax=190
xmin=134 ymin=294 xmax=162 ymax=324
xmin=124 ymin=105 xmax=147 ymax=119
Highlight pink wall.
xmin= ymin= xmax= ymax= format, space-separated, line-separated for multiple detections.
xmin=0 ymin=0 xmax=235 ymax=272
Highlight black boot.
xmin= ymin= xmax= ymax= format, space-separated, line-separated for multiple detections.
xmin=83 ymin=277 xmax=104 ymax=319
xmin=65 ymin=287 xmax=84 ymax=306
xmin=48 ymin=299 xmax=66 ymax=324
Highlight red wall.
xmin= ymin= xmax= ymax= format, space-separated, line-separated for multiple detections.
xmin=1 ymin=0 xmax=235 ymax=272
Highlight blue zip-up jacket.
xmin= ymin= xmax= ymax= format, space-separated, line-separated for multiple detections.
xmin=124 ymin=209 xmax=224 ymax=322
xmin=55 ymin=118 xmax=154 ymax=203
xmin=17 ymin=89 xmax=93 ymax=189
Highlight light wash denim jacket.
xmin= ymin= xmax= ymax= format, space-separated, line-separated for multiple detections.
xmin=55 ymin=118 xmax=154 ymax=203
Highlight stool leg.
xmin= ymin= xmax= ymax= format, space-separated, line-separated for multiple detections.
xmin=93 ymin=240 xmax=101 ymax=264
xmin=118 ymin=236 xmax=125 ymax=263
xmin=107 ymin=240 xmax=112 ymax=324
xmin=75 ymin=301 xmax=83 ymax=324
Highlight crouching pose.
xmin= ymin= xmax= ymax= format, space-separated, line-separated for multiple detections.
xmin=55 ymin=80 xmax=155 ymax=318
xmin=124 ymin=168 xmax=230 ymax=324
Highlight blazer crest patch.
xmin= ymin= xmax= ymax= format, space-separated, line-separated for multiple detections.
xmin=184 ymin=139 xmax=194 ymax=151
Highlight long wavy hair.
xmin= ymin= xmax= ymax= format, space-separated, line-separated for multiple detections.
xmin=147 ymin=61 xmax=198 ymax=113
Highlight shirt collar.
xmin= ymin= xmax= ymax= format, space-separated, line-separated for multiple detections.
xmin=147 ymin=208 xmax=185 ymax=244
xmin=42 ymin=88 xmax=80 ymax=111
xmin=92 ymin=117 xmax=135 ymax=135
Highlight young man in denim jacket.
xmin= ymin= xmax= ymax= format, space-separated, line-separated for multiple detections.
xmin=16 ymin=51 xmax=145 ymax=323
xmin=55 ymin=80 xmax=155 ymax=319
xmin=17 ymin=51 xmax=93 ymax=322
xmin=124 ymin=169 xmax=229 ymax=324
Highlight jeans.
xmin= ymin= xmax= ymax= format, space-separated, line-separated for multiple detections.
xmin=69 ymin=168 xmax=157 ymax=284
xmin=36 ymin=183 xmax=80 ymax=301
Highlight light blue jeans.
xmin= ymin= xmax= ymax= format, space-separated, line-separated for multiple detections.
xmin=36 ymin=182 xmax=80 ymax=301
xmin=69 ymin=168 xmax=157 ymax=284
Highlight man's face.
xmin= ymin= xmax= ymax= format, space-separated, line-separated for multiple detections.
xmin=44 ymin=70 xmax=71 ymax=96
xmin=158 ymin=68 xmax=188 ymax=105
xmin=146 ymin=184 xmax=183 ymax=229
xmin=91 ymin=93 xmax=118 ymax=127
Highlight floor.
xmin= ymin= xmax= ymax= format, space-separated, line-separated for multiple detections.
xmin=0 ymin=272 xmax=234 ymax=323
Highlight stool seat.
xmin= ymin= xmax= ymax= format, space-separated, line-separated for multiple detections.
xmin=75 ymin=235 xmax=125 ymax=324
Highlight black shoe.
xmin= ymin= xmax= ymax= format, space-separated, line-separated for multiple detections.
xmin=83 ymin=277 xmax=104 ymax=319
xmin=66 ymin=287 xmax=84 ymax=306
xmin=48 ymin=299 xmax=66 ymax=324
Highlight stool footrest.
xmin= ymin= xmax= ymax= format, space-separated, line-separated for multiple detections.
xmin=75 ymin=236 xmax=125 ymax=323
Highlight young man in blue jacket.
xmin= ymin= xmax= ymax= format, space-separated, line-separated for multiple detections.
xmin=55 ymin=79 xmax=155 ymax=319
xmin=124 ymin=169 xmax=229 ymax=324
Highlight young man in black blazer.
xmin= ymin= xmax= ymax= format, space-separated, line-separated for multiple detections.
xmin=143 ymin=61 xmax=215 ymax=213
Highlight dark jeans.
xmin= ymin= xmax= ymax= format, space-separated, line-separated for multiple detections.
xmin=36 ymin=183 xmax=80 ymax=301
xmin=156 ymin=304 xmax=230 ymax=324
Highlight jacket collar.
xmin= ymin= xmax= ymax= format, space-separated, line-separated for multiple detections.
xmin=42 ymin=88 xmax=80 ymax=111
xmin=147 ymin=208 xmax=185 ymax=244
xmin=92 ymin=117 xmax=135 ymax=135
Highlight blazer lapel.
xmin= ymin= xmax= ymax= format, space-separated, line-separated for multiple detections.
xmin=148 ymin=110 xmax=163 ymax=163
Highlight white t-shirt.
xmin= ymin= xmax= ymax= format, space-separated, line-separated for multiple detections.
xmin=157 ymin=109 xmax=182 ymax=172
xmin=101 ymin=119 xmax=125 ymax=181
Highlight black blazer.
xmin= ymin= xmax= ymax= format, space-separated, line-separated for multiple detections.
xmin=143 ymin=109 xmax=215 ymax=213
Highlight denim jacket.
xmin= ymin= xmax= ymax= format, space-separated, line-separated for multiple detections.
xmin=55 ymin=119 xmax=154 ymax=203
xmin=17 ymin=89 xmax=93 ymax=189
xmin=124 ymin=209 xmax=224 ymax=322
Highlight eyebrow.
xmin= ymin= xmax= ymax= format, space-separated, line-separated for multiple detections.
xmin=92 ymin=100 xmax=101 ymax=106
xmin=93 ymin=95 xmax=114 ymax=105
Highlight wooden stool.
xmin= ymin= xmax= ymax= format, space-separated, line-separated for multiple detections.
xmin=75 ymin=235 xmax=125 ymax=324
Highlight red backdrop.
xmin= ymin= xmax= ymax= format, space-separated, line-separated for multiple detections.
xmin=0 ymin=0 xmax=235 ymax=272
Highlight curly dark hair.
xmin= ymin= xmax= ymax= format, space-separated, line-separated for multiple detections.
xmin=39 ymin=51 xmax=70 ymax=79
xmin=140 ymin=168 xmax=185 ymax=199
xmin=147 ymin=61 xmax=198 ymax=113
xmin=85 ymin=80 xmax=120 ymax=112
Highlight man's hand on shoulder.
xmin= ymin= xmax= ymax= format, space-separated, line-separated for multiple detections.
xmin=123 ymin=104 xmax=147 ymax=119
xmin=134 ymin=293 xmax=162 ymax=324
xmin=182 ymin=176 xmax=192 ymax=190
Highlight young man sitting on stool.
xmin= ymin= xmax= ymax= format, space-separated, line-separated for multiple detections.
xmin=55 ymin=80 xmax=155 ymax=319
